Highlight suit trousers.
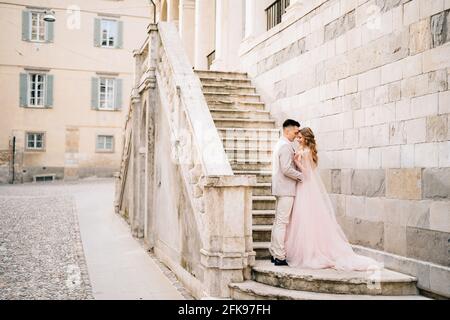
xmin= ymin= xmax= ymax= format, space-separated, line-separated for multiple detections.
xmin=269 ymin=196 xmax=295 ymax=260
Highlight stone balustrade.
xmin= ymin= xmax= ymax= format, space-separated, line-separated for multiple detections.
xmin=115 ymin=22 xmax=256 ymax=299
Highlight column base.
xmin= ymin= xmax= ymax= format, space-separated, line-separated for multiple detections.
xmin=209 ymin=58 xmax=225 ymax=72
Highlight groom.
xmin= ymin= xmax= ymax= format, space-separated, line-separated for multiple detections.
xmin=270 ymin=119 xmax=303 ymax=266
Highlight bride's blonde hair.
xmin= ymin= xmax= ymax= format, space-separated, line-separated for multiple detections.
xmin=300 ymin=127 xmax=319 ymax=166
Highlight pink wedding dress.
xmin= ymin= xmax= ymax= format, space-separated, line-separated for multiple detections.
xmin=285 ymin=148 xmax=382 ymax=271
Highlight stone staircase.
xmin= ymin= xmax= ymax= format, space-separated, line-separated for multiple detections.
xmin=229 ymin=261 xmax=428 ymax=300
xmin=196 ymin=70 xmax=428 ymax=300
xmin=196 ymin=70 xmax=278 ymax=261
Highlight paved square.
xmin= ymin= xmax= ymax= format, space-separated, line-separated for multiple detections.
xmin=0 ymin=179 xmax=186 ymax=300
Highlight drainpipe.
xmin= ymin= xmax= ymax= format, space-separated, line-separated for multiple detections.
xmin=11 ymin=136 xmax=15 ymax=184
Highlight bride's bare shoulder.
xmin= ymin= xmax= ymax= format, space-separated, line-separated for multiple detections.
xmin=300 ymin=147 xmax=311 ymax=155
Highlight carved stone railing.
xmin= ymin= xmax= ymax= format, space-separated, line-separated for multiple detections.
xmin=116 ymin=22 xmax=256 ymax=298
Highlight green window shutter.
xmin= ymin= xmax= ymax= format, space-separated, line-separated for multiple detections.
xmin=94 ymin=18 xmax=101 ymax=47
xmin=46 ymin=21 xmax=54 ymax=43
xmin=91 ymin=77 xmax=99 ymax=110
xmin=116 ymin=21 xmax=123 ymax=49
xmin=19 ymin=73 xmax=28 ymax=107
xmin=45 ymin=74 xmax=54 ymax=107
xmin=22 ymin=11 xmax=30 ymax=41
xmin=114 ymin=79 xmax=123 ymax=110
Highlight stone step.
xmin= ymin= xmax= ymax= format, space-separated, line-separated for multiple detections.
xmin=222 ymin=139 xmax=277 ymax=151
xmin=213 ymin=118 xmax=276 ymax=129
xmin=253 ymin=210 xmax=275 ymax=225
xmin=210 ymin=108 xmax=271 ymax=120
xmin=225 ymin=147 xmax=272 ymax=161
xmin=253 ymin=242 xmax=272 ymax=260
xmin=195 ymin=70 xmax=249 ymax=80
xmin=252 ymin=225 xmax=273 ymax=242
xmin=253 ymin=242 xmax=271 ymax=260
xmin=217 ymin=128 xmax=280 ymax=140
xmin=230 ymin=161 xmax=272 ymax=172
xmin=205 ymin=92 xmax=261 ymax=103
xmin=253 ymin=196 xmax=276 ymax=211
xmin=202 ymin=84 xmax=256 ymax=95
xmin=229 ymin=154 xmax=271 ymax=163
xmin=222 ymin=137 xmax=277 ymax=150
xmin=252 ymin=183 xmax=273 ymax=196
xmin=234 ymin=170 xmax=272 ymax=183
xmin=207 ymin=100 xmax=266 ymax=111
xmin=199 ymin=77 xmax=253 ymax=87
xmin=251 ymin=260 xmax=420 ymax=296
xmin=229 ymin=281 xmax=429 ymax=300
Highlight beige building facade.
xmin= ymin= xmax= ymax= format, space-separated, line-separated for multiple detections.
xmin=0 ymin=0 xmax=152 ymax=183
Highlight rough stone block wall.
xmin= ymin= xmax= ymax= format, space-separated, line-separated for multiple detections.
xmin=242 ymin=0 xmax=450 ymax=273
xmin=0 ymin=149 xmax=11 ymax=184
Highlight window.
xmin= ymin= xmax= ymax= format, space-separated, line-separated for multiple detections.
xmin=101 ymin=19 xmax=118 ymax=47
xmin=29 ymin=73 xmax=46 ymax=107
xmin=30 ymin=11 xmax=46 ymax=42
xmin=22 ymin=10 xmax=53 ymax=43
xmin=94 ymin=18 xmax=122 ymax=48
xmin=266 ymin=0 xmax=290 ymax=30
xmin=19 ymin=73 xmax=53 ymax=108
xmin=99 ymin=78 xmax=115 ymax=110
xmin=26 ymin=132 xmax=45 ymax=150
xmin=91 ymin=77 xmax=122 ymax=111
xmin=96 ymin=135 xmax=114 ymax=152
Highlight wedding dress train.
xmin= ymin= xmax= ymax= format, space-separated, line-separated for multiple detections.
xmin=285 ymin=148 xmax=382 ymax=271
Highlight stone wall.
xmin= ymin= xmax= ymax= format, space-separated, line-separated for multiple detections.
xmin=241 ymin=0 xmax=450 ymax=297
xmin=0 ymin=149 xmax=11 ymax=184
xmin=152 ymin=87 xmax=205 ymax=286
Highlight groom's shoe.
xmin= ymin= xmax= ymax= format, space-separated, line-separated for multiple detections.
xmin=271 ymin=256 xmax=275 ymax=263
xmin=274 ymin=258 xmax=289 ymax=266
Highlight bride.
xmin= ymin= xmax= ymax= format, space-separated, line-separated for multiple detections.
xmin=285 ymin=127 xmax=382 ymax=271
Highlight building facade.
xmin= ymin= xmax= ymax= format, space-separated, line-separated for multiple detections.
xmin=0 ymin=0 xmax=152 ymax=183
xmin=117 ymin=0 xmax=450 ymax=298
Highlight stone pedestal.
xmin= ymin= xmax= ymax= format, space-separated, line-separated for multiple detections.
xmin=199 ymin=175 xmax=256 ymax=298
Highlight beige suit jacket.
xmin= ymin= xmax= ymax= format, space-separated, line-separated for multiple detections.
xmin=272 ymin=137 xmax=303 ymax=197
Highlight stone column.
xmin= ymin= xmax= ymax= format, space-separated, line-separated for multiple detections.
xmin=243 ymin=0 xmax=268 ymax=41
xmin=167 ymin=0 xmax=178 ymax=21
xmin=194 ymin=0 xmax=216 ymax=70
xmin=179 ymin=0 xmax=196 ymax=66
xmin=211 ymin=0 xmax=245 ymax=72
xmin=199 ymin=175 xmax=256 ymax=298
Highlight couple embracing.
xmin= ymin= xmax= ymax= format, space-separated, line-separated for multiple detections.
xmin=270 ymin=119 xmax=381 ymax=271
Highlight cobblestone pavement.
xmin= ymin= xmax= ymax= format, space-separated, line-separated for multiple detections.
xmin=0 ymin=179 xmax=188 ymax=300
xmin=0 ymin=184 xmax=93 ymax=300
